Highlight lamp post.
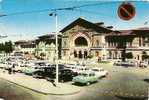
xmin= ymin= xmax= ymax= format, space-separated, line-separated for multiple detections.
xmin=49 ymin=12 xmax=59 ymax=85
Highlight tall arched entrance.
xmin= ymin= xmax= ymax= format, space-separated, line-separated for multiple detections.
xmin=73 ymin=36 xmax=89 ymax=59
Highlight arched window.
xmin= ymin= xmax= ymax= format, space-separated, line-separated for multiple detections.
xmin=75 ymin=37 xmax=88 ymax=46
xmin=96 ymin=40 xmax=99 ymax=47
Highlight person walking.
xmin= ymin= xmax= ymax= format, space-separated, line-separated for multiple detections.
xmin=8 ymin=67 xmax=12 ymax=74
xmin=12 ymin=63 xmax=15 ymax=74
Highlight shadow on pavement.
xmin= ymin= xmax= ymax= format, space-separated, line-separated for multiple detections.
xmin=72 ymin=81 xmax=98 ymax=87
xmin=115 ymin=95 xmax=147 ymax=100
xmin=143 ymin=79 xmax=149 ymax=83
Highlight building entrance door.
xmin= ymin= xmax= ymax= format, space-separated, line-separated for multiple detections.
xmin=84 ymin=51 xmax=87 ymax=58
xmin=79 ymin=51 xmax=82 ymax=58
xmin=74 ymin=51 xmax=77 ymax=58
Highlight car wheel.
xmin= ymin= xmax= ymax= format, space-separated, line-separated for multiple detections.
xmin=18 ymin=70 xmax=22 ymax=73
xmin=86 ymin=82 xmax=90 ymax=86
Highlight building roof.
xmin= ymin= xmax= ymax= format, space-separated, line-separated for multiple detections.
xmin=60 ymin=17 xmax=112 ymax=33
xmin=38 ymin=34 xmax=55 ymax=39
xmin=14 ymin=40 xmax=36 ymax=48
xmin=36 ymin=34 xmax=61 ymax=45
xmin=132 ymin=27 xmax=149 ymax=35
xmin=38 ymin=34 xmax=61 ymax=39
xmin=133 ymin=27 xmax=149 ymax=31
xmin=107 ymin=27 xmax=149 ymax=36
xmin=118 ymin=30 xmax=134 ymax=36
xmin=106 ymin=30 xmax=133 ymax=36
xmin=15 ymin=40 xmax=35 ymax=45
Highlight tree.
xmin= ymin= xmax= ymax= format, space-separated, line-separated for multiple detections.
xmin=125 ymin=52 xmax=133 ymax=59
xmin=0 ymin=41 xmax=13 ymax=54
xmin=142 ymin=51 xmax=149 ymax=60
xmin=87 ymin=54 xmax=93 ymax=58
xmin=0 ymin=43 xmax=4 ymax=52
xmin=4 ymin=41 xmax=13 ymax=53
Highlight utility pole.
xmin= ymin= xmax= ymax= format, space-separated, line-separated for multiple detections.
xmin=49 ymin=12 xmax=59 ymax=86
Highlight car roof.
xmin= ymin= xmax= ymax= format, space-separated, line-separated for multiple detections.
xmin=80 ymin=71 xmax=95 ymax=74
xmin=92 ymin=67 xmax=103 ymax=70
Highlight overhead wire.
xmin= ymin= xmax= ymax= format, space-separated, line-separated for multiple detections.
xmin=0 ymin=0 xmax=141 ymax=17
xmin=73 ymin=9 xmax=115 ymax=19
xmin=0 ymin=0 xmax=148 ymax=39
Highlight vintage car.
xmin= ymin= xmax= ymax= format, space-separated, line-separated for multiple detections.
xmin=91 ymin=67 xmax=108 ymax=78
xmin=72 ymin=71 xmax=98 ymax=85
xmin=113 ymin=60 xmax=136 ymax=67
xmin=33 ymin=67 xmax=75 ymax=82
xmin=139 ymin=61 xmax=148 ymax=68
xmin=23 ymin=67 xmax=43 ymax=75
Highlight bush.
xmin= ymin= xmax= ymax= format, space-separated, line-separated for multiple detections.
xmin=142 ymin=54 xmax=149 ymax=60
xmin=125 ymin=52 xmax=133 ymax=59
xmin=87 ymin=54 xmax=93 ymax=58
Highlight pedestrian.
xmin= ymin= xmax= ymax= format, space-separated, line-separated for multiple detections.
xmin=8 ymin=67 xmax=12 ymax=74
xmin=12 ymin=63 xmax=15 ymax=74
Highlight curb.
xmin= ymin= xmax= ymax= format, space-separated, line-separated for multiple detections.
xmin=0 ymin=77 xmax=81 ymax=95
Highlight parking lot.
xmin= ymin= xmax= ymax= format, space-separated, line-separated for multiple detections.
xmin=59 ymin=64 xmax=149 ymax=100
xmin=1 ymin=60 xmax=149 ymax=100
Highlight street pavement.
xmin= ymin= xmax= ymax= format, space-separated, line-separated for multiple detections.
xmin=0 ymin=63 xmax=149 ymax=100
xmin=0 ymin=70 xmax=81 ymax=95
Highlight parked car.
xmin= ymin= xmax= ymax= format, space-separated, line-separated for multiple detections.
xmin=72 ymin=71 xmax=98 ymax=85
xmin=121 ymin=61 xmax=136 ymax=67
xmin=139 ymin=61 xmax=148 ymax=68
xmin=91 ymin=67 xmax=108 ymax=78
xmin=0 ymin=61 xmax=7 ymax=69
xmin=65 ymin=64 xmax=79 ymax=75
xmin=65 ymin=64 xmax=90 ymax=74
xmin=52 ymin=69 xmax=76 ymax=82
xmin=5 ymin=62 xmax=14 ymax=70
xmin=23 ymin=67 xmax=43 ymax=75
xmin=50 ymin=64 xmax=66 ymax=70
xmin=113 ymin=60 xmax=122 ymax=66
xmin=76 ymin=66 xmax=90 ymax=74
xmin=33 ymin=67 xmax=76 ymax=82
xmin=113 ymin=60 xmax=136 ymax=67
xmin=14 ymin=64 xmax=29 ymax=73
xmin=32 ymin=67 xmax=54 ymax=78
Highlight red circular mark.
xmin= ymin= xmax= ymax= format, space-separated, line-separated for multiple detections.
xmin=118 ymin=2 xmax=136 ymax=21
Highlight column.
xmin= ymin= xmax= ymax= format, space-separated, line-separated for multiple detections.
xmin=82 ymin=50 xmax=84 ymax=58
xmin=77 ymin=51 xmax=79 ymax=58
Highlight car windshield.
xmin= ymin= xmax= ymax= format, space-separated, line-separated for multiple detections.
xmin=100 ymin=69 xmax=104 ymax=71
xmin=92 ymin=69 xmax=99 ymax=71
xmin=80 ymin=73 xmax=88 ymax=77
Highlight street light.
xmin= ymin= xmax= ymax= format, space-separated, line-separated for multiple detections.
xmin=49 ymin=12 xmax=59 ymax=86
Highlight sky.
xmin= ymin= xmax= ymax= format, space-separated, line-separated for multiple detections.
xmin=0 ymin=0 xmax=149 ymax=42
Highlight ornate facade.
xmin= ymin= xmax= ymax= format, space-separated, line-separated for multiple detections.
xmin=60 ymin=18 xmax=112 ymax=60
xmin=61 ymin=18 xmax=149 ymax=61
